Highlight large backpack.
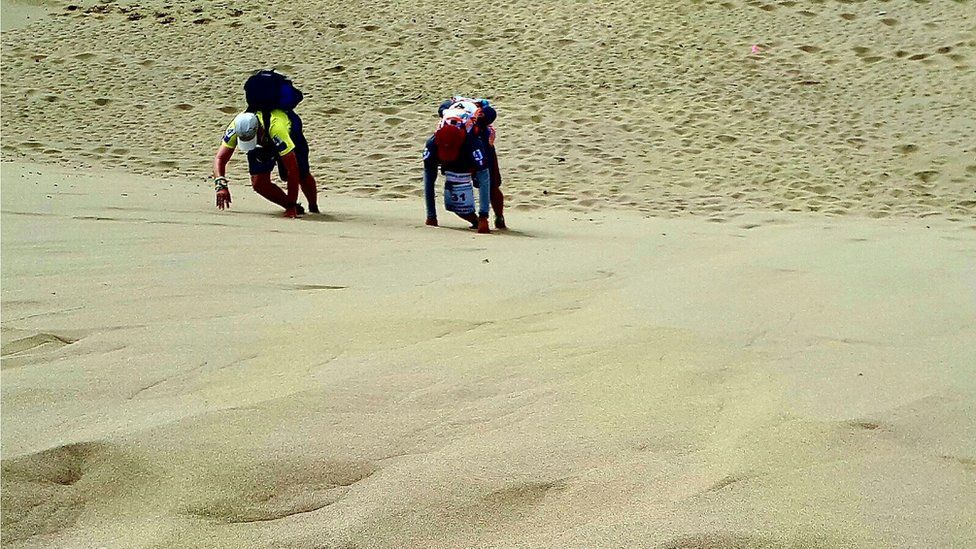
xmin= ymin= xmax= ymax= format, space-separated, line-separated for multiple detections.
xmin=243 ymin=70 xmax=303 ymax=113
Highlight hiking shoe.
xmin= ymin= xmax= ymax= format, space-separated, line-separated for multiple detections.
xmin=495 ymin=215 xmax=507 ymax=230
xmin=284 ymin=203 xmax=305 ymax=218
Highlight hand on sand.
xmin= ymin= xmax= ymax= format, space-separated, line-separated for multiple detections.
xmin=216 ymin=188 xmax=232 ymax=210
xmin=284 ymin=203 xmax=306 ymax=218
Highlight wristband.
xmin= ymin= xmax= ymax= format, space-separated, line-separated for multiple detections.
xmin=213 ymin=176 xmax=228 ymax=192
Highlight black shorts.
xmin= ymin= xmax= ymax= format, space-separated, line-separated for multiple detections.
xmin=245 ymin=111 xmax=311 ymax=179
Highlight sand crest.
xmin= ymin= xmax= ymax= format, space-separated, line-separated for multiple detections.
xmin=2 ymin=0 xmax=976 ymax=546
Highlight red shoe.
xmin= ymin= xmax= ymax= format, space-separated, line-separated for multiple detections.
xmin=284 ymin=203 xmax=305 ymax=218
xmin=477 ymin=217 xmax=490 ymax=234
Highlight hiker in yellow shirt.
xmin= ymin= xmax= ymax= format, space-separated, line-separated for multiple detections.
xmin=211 ymin=110 xmax=318 ymax=218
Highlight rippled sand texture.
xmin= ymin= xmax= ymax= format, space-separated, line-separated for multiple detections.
xmin=2 ymin=0 xmax=974 ymax=220
xmin=2 ymin=164 xmax=975 ymax=548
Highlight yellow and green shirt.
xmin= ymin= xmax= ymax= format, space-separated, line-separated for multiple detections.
xmin=221 ymin=110 xmax=296 ymax=155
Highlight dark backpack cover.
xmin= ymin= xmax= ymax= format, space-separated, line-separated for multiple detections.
xmin=244 ymin=70 xmax=303 ymax=113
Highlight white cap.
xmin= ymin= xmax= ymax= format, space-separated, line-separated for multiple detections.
xmin=233 ymin=112 xmax=259 ymax=152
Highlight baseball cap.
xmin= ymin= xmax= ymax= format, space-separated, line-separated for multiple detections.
xmin=233 ymin=112 xmax=259 ymax=152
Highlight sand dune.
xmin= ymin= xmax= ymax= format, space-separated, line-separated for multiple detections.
xmin=2 ymin=0 xmax=976 ymax=547
xmin=2 ymin=163 xmax=975 ymax=547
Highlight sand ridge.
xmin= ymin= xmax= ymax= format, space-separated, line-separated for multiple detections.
xmin=1 ymin=0 xmax=975 ymax=220
xmin=2 ymin=0 xmax=976 ymax=547
xmin=1 ymin=163 xmax=975 ymax=547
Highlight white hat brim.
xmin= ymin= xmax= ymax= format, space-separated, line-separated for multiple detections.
xmin=237 ymin=136 xmax=258 ymax=152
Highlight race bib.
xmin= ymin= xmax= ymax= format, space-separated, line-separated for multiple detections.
xmin=444 ymin=172 xmax=474 ymax=214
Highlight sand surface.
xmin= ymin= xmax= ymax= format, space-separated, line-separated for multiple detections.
xmin=2 ymin=163 xmax=974 ymax=547
xmin=2 ymin=0 xmax=976 ymax=547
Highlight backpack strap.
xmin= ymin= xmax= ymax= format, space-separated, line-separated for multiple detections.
xmin=261 ymin=110 xmax=272 ymax=146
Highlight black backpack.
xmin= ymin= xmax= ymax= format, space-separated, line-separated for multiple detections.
xmin=243 ymin=70 xmax=303 ymax=113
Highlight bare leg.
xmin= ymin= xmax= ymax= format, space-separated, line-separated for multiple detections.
xmin=251 ymin=173 xmax=289 ymax=209
xmin=490 ymin=185 xmax=505 ymax=228
xmin=488 ymin=146 xmax=505 ymax=228
xmin=300 ymin=173 xmax=319 ymax=213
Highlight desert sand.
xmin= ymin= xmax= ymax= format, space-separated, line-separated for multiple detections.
xmin=2 ymin=0 xmax=975 ymax=547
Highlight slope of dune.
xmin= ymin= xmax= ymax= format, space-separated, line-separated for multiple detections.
xmin=2 ymin=1 xmax=975 ymax=547
xmin=1 ymin=163 xmax=974 ymax=548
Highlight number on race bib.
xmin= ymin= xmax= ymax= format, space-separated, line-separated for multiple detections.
xmin=444 ymin=181 xmax=475 ymax=215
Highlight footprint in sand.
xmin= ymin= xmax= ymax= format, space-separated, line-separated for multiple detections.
xmin=660 ymin=532 xmax=794 ymax=549
xmin=184 ymin=460 xmax=376 ymax=524
xmin=1 ymin=332 xmax=79 ymax=357
xmin=1 ymin=442 xmax=128 ymax=542
xmin=482 ymin=480 xmax=567 ymax=510
xmin=847 ymin=420 xmax=881 ymax=431
xmin=289 ymin=284 xmax=347 ymax=291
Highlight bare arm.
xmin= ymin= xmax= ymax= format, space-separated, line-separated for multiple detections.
xmin=213 ymin=145 xmax=234 ymax=210
xmin=213 ymin=145 xmax=234 ymax=178
xmin=279 ymin=151 xmax=302 ymax=206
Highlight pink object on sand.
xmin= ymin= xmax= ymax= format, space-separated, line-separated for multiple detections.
xmin=751 ymin=45 xmax=761 ymax=54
